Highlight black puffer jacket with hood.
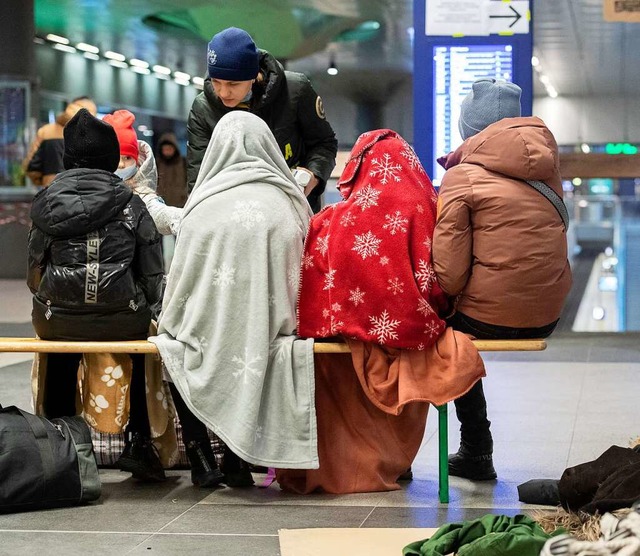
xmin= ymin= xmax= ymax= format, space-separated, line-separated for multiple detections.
xmin=27 ymin=168 xmax=164 ymax=341
xmin=187 ymin=50 xmax=337 ymax=212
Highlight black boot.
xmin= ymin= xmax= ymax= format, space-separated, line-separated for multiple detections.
xmin=221 ymin=445 xmax=254 ymax=487
xmin=448 ymin=445 xmax=497 ymax=481
xmin=449 ymin=380 xmax=497 ymax=480
xmin=398 ymin=467 xmax=413 ymax=481
xmin=117 ymin=432 xmax=166 ymax=483
xmin=186 ymin=441 xmax=225 ymax=488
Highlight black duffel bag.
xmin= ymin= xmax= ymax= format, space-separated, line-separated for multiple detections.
xmin=0 ymin=405 xmax=101 ymax=512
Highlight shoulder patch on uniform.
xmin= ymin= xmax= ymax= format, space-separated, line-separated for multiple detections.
xmin=315 ymin=96 xmax=326 ymax=119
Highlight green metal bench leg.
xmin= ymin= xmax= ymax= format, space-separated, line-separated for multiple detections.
xmin=437 ymin=403 xmax=449 ymax=503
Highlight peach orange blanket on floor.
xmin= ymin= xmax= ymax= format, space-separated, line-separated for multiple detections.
xmin=276 ymin=330 xmax=484 ymax=494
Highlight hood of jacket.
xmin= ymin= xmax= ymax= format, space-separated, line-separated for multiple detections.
xmin=157 ymin=131 xmax=179 ymax=150
xmin=439 ymin=116 xmax=560 ymax=186
xmin=156 ymin=132 xmax=182 ymax=164
xmin=31 ymin=168 xmax=133 ymax=237
xmin=186 ymin=111 xmax=311 ymax=230
xmin=126 ymin=140 xmax=158 ymax=193
xmin=203 ymin=49 xmax=285 ymax=113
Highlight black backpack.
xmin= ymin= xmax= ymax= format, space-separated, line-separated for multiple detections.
xmin=0 ymin=405 xmax=101 ymax=513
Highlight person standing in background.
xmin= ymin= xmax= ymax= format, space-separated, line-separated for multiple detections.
xmin=187 ymin=27 xmax=337 ymax=212
xmin=22 ymin=96 xmax=97 ymax=187
xmin=156 ymin=132 xmax=188 ymax=208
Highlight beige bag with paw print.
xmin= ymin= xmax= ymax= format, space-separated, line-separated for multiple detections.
xmin=80 ymin=352 xmax=132 ymax=433
xmin=31 ymin=351 xmax=178 ymax=468
xmin=81 ymin=352 xmax=178 ymax=467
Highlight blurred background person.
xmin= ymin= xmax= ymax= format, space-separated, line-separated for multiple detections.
xmin=155 ymin=132 xmax=187 ymax=270
xmin=156 ymin=132 xmax=188 ymax=209
xmin=22 ymin=96 xmax=97 ymax=187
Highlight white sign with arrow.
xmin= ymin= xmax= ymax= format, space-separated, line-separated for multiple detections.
xmin=426 ymin=0 xmax=529 ymax=36
xmin=488 ymin=1 xmax=529 ymax=34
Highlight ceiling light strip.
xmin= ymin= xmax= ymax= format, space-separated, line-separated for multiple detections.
xmin=108 ymin=60 xmax=129 ymax=69
xmin=174 ymin=71 xmax=191 ymax=81
xmin=46 ymin=34 xmax=69 ymax=44
xmin=130 ymin=58 xmax=149 ymax=68
xmin=76 ymin=42 xmax=99 ymax=54
xmin=40 ymin=35 xmax=200 ymax=87
xmin=104 ymin=51 xmax=126 ymax=62
xmin=131 ymin=66 xmax=151 ymax=75
xmin=152 ymin=65 xmax=172 ymax=75
xmin=53 ymin=44 xmax=76 ymax=54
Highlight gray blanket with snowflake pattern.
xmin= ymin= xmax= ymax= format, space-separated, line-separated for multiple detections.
xmin=150 ymin=112 xmax=318 ymax=469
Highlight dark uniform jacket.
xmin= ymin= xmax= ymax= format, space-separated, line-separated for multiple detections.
xmin=27 ymin=168 xmax=164 ymax=341
xmin=187 ymin=50 xmax=337 ymax=212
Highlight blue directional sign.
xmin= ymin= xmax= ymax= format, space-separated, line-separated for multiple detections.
xmin=414 ymin=0 xmax=533 ymax=185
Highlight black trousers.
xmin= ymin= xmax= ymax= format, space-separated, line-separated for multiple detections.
xmin=167 ymin=382 xmax=209 ymax=445
xmin=167 ymin=383 xmax=245 ymax=471
xmin=43 ymin=352 xmax=151 ymax=437
xmin=447 ymin=312 xmax=557 ymax=454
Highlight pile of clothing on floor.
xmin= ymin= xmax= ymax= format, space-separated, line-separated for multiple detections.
xmin=403 ymin=514 xmax=560 ymax=555
xmin=402 ymin=504 xmax=640 ymax=555
xmin=518 ymin=445 xmax=640 ymax=515
xmin=540 ymin=504 xmax=640 ymax=555
xmin=404 ymin=445 xmax=640 ymax=555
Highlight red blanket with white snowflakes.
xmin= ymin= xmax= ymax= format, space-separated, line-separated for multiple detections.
xmin=297 ymin=129 xmax=449 ymax=350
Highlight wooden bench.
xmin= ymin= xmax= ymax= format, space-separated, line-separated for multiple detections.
xmin=0 ymin=337 xmax=546 ymax=503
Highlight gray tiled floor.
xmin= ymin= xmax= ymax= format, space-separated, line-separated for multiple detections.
xmin=1 ymin=279 xmax=639 ymax=555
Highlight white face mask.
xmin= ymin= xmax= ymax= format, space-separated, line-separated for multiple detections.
xmin=115 ymin=164 xmax=137 ymax=181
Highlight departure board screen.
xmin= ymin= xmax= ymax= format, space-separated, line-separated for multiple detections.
xmin=432 ymin=45 xmax=514 ymax=185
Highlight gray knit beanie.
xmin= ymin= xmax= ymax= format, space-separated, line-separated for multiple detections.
xmin=458 ymin=78 xmax=522 ymax=140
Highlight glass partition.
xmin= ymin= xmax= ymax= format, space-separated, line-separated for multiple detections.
xmin=570 ymin=195 xmax=640 ymax=332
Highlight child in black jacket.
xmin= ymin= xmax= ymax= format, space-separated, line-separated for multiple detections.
xmin=27 ymin=108 xmax=166 ymax=482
